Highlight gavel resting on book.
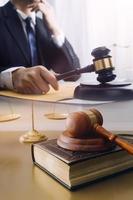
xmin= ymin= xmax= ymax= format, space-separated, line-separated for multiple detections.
xmin=56 ymin=46 xmax=116 ymax=83
xmin=57 ymin=109 xmax=133 ymax=155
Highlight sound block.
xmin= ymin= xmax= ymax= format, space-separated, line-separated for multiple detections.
xmin=74 ymin=81 xmax=133 ymax=101
xmin=57 ymin=131 xmax=115 ymax=152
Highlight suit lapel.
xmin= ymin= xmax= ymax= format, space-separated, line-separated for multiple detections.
xmin=36 ymin=18 xmax=51 ymax=67
xmin=35 ymin=18 xmax=45 ymax=66
xmin=3 ymin=2 xmax=31 ymax=65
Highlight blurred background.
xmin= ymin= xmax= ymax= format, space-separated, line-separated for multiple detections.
xmin=1 ymin=0 xmax=133 ymax=82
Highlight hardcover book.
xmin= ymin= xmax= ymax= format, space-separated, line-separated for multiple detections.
xmin=31 ymin=135 xmax=133 ymax=189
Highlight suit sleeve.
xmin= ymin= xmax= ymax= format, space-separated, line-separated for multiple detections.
xmin=49 ymin=38 xmax=81 ymax=81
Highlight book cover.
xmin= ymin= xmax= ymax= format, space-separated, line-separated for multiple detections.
xmin=31 ymin=135 xmax=133 ymax=189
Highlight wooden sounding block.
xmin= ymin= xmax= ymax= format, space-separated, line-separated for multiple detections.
xmin=57 ymin=131 xmax=115 ymax=152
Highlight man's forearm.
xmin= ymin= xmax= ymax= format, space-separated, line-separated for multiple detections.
xmin=0 ymin=67 xmax=25 ymax=90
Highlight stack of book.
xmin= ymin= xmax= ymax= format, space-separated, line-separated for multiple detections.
xmin=31 ymin=135 xmax=133 ymax=189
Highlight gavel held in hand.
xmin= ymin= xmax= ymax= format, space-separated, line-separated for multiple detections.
xmin=56 ymin=46 xmax=116 ymax=84
xmin=57 ymin=109 xmax=133 ymax=154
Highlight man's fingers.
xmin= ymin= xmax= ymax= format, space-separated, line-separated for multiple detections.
xmin=23 ymin=71 xmax=51 ymax=94
xmin=30 ymin=74 xmax=50 ymax=94
xmin=40 ymin=68 xmax=59 ymax=91
xmin=22 ymin=68 xmax=55 ymax=94
xmin=12 ymin=66 xmax=59 ymax=94
xmin=14 ymin=79 xmax=42 ymax=94
xmin=27 ymin=3 xmax=39 ymax=12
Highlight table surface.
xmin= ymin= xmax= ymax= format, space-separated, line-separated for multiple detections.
xmin=1 ymin=131 xmax=133 ymax=200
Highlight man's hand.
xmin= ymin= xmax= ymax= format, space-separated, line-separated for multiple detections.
xmin=12 ymin=66 xmax=59 ymax=94
xmin=27 ymin=0 xmax=62 ymax=36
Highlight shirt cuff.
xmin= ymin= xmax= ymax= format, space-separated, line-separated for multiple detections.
xmin=0 ymin=67 xmax=25 ymax=90
xmin=51 ymin=32 xmax=65 ymax=47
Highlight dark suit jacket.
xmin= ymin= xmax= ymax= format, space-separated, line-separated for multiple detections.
xmin=0 ymin=2 xmax=80 ymax=80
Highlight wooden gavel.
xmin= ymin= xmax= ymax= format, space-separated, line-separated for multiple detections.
xmin=56 ymin=46 xmax=116 ymax=83
xmin=57 ymin=109 xmax=133 ymax=154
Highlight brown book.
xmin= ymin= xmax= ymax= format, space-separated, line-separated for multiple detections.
xmin=31 ymin=135 xmax=133 ymax=189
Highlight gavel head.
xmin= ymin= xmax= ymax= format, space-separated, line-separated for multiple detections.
xmin=91 ymin=46 xmax=116 ymax=83
xmin=65 ymin=108 xmax=103 ymax=138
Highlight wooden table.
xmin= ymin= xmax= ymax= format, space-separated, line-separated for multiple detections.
xmin=0 ymin=131 xmax=133 ymax=200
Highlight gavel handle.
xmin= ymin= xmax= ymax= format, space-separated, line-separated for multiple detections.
xmin=56 ymin=64 xmax=94 ymax=81
xmin=94 ymin=124 xmax=133 ymax=155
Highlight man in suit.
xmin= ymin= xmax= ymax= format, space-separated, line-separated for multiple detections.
xmin=0 ymin=0 xmax=80 ymax=94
